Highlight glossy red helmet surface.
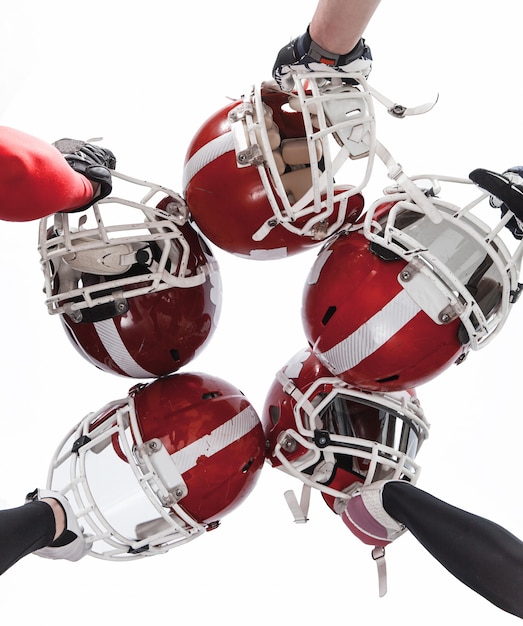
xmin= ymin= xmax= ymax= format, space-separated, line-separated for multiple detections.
xmin=302 ymin=225 xmax=468 ymax=391
xmin=361 ymin=175 xmax=522 ymax=352
xmin=183 ymin=80 xmax=370 ymax=259
xmin=263 ymin=348 xmax=429 ymax=514
xmin=39 ymin=173 xmax=222 ymax=378
xmin=46 ymin=372 xmax=266 ymax=560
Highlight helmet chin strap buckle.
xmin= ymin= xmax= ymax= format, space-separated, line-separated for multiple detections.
xmin=372 ymin=546 xmax=388 ymax=597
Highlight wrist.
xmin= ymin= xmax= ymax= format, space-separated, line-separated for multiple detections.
xmin=41 ymin=498 xmax=66 ymax=540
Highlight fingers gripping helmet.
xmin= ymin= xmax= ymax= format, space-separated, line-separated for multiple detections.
xmin=263 ymin=349 xmax=429 ymax=516
xmin=45 ymin=372 xmax=266 ymax=560
xmin=182 ymin=77 xmax=375 ymax=259
xmin=38 ymin=172 xmax=222 ymax=378
xmin=303 ymin=174 xmax=523 ymax=391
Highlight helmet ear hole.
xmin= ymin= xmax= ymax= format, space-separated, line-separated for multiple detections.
xmin=241 ymin=458 xmax=255 ymax=473
xmin=268 ymin=405 xmax=281 ymax=426
xmin=321 ymin=306 xmax=337 ymax=326
xmin=375 ymin=374 xmax=400 ymax=384
xmin=202 ymin=391 xmax=222 ymax=400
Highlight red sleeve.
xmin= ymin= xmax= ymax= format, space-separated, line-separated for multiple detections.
xmin=0 ymin=126 xmax=95 ymax=221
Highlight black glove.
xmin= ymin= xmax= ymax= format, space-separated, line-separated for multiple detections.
xmin=469 ymin=167 xmax=523 ymax=239
xmin=53 ymin=138 xmax=116 ymax=212
xmin=272 ymin=26 xmax=372 ymax=92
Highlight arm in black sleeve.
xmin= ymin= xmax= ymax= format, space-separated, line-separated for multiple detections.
xmin=0 ymin=501 xmax=55 ymax=575
xmin=382 ymin=480 xmax=523 ymax=620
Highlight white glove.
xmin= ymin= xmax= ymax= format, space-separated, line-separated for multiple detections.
xmin=341 ymin=480 xmax=406 ymax=547
xmin=26 ymin=488 xmax=89 ymax=562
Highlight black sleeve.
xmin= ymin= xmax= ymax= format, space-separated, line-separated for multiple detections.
xmin=0 ymin=501 xmax=55 ymax=575
xmin=382 ymin=480 xmax=523 ymax=619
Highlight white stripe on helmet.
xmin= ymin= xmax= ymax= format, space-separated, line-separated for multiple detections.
xmin=182 ymin=132 xmax=235 ymax=191
xmin=321 ymin=290 xmax=421 ymax=374
xmin=171 ymin=405 xmax=260 ymax=474
xmin=94 ymin=318 xmax=156 ymax=378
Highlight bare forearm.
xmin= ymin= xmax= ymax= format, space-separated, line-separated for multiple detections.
xmin=309 ymin=0 xmax=381 ymax=53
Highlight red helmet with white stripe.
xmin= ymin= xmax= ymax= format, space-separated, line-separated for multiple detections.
xmin=262 ymin=348 xmax=429 ymax=515
xmin=45 ymin=372 xmax=266 ymax=560
xmin=39 ymin=172 xmax=222 ymax=378
xmin=183 ymin=79 xmax=370 ymax=259
xmin=302 ymin=227 xmax=468 ymax=391
xmin=303 ymin=172 xmax=522 ymax=391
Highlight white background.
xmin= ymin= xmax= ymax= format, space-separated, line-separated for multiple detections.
xmin=1 ymin=1 xmax=523 ymax=623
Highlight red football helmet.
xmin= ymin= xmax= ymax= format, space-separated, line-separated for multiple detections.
xmin=38 ymin=172 xmax=222 ymax=378
xmin=303 ymin=174 xmax=523 ymax=391
xmin=263 ymin=348 xmax=429 ymax=517
xmin=45 ymin=372 xmax=266 ymax=560
xmin=183 ymin=77 xmax=373 ymax=259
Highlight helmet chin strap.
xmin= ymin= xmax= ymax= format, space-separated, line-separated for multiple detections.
xmin=372 ymin=546 xmax=388 ymax=597
xmin=284 ymin=485 xmax=311 ymax=524
xmin=365 ymin=82 xmax=439 ymax=119
xmin=315 ymin=77 xmax=442 ymax=226
xmin=283 ymin=461 xmax=388 ymax=596
xmin=375 ymin=140 xmax=443 ymax=225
